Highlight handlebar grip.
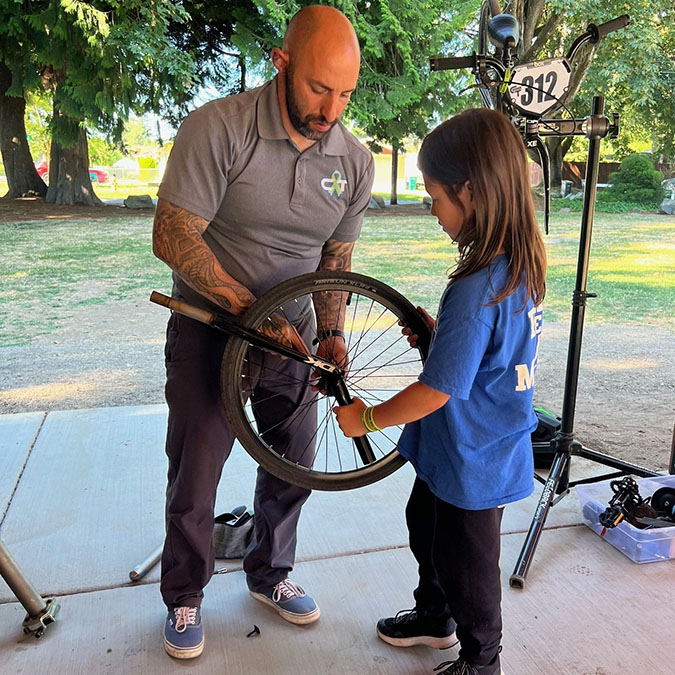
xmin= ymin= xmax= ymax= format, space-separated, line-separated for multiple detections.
xmin=591 ymin=14 xmax=630 ymax=41
xmin=150 ymin=291 xmax=216 ymax=325
xmin=429 ymin=56 xmax=475 ymax=72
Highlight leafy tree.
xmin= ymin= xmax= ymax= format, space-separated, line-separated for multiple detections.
xmin=163 ymin=1 xmax=278 ymax=125
xmin=122 ymin=115 xmax=153 ymax=151
xmin=87 ymin=135 xmax=122 ymax=166
xmin=577 ymin=2 xmax=675 ymax=162
xmin=1 ymin=1 xmax=196 ymax=204
xmin=502 ymin=0 xmax=674 ymax=188
xmin=342 ymin=0 xmax=477 ymax=203
xmin=0 ymin=2 xmax=47 ymax=198
xmin=24 ymin=92 xmax=52 ymax=163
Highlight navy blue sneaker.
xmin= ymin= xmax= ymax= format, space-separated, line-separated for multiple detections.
xmin=163 ymin=606 xmax=204 ymax=659
xmin=250 ymin=579 xmax=320 ymax=624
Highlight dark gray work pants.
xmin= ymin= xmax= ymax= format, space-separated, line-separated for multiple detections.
xmin=407 ymin=477 xmax=503 ymax=668
xmin=160 ymin=312 xmax=315 ymax=609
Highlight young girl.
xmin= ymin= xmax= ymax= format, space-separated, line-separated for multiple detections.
xmin=334 ymin=108 xmax=546 ymax=675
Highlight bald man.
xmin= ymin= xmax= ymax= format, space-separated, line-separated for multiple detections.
xmin=153 ymin=6 xmax=374 ymax=659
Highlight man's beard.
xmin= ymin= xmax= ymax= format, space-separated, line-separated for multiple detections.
xmin=285 ymin=69 xmax=338 ymax=141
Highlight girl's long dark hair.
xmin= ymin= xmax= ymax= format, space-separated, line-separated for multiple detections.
xmin=418 ymin=108 xmax=547 ymax=308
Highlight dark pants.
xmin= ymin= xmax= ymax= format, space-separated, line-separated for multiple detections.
xmin=406 ymin=477 xmax=503 ymax=668
xmin=160 ymin=312 xmax=316 ymax=609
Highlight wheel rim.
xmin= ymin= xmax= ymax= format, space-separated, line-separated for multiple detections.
xmin=222 ymin=274 xmax=429 ymax=489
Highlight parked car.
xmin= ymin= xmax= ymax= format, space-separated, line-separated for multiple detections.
xmin=35 ymin=161 xmax=109 ymax=184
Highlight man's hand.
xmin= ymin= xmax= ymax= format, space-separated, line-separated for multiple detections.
xmin=258 ymin=313 xmax=310 ymax=356
xmin=400 ymin=306 xmax=435 ymax=348
xmin=316 ymin=335 xmax=348 ymax=370
xmin=333 ymin=396 xmax=367 ymax=437
xmin=312 ymin=335 xmax=348 ymax=392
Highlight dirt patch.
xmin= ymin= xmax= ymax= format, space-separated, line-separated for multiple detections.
xmin=1 ymin=200 xmax=673 ymax=475
xmin=0 ymin=196 xmax=154 ymax=222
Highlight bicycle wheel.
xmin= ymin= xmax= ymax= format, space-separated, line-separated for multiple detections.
xmin=478 ymin=0 xmax=501 ymax=56
xmin=221 ymin=271 xmax=431 ymax=491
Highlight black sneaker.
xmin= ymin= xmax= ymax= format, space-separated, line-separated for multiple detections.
xmin=377 ymin=608 xmax=458 ymax=649
xmin=434 ymin=655 xmax=503 ymax=675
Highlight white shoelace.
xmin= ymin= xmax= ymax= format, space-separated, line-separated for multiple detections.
xmin=272 ymin=579 xmax=306 ymax=602
xmin=174 ymin=606 xmax=198 ymax=633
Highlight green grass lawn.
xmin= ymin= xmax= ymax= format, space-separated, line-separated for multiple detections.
xmin=356 ymin=212 xmax=675 ymax=329
xmin=0 ymin=210 xmax=673 ymax=346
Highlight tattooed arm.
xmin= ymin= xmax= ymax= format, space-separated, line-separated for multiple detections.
xmin=153 ymin=199 xmax=308 ymax=353
xmin=318 ymin=238 xmax=354 ymax=274
xmin=314 ymin=238 xmax=353 ymax=332
xmin=152 ymin=198 xmax=255 ymax=315
xmin=311 ymin=238 xmax=354 ymax=371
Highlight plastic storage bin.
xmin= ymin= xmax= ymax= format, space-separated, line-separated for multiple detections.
xmin=576 ymin=474 xmax=675 ymax=563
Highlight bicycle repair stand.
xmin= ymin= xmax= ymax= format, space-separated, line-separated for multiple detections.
xmin=0 ymin=539 xmax=59 ymax=637
xmin=509 ymin=96 xmax=661 ymax=589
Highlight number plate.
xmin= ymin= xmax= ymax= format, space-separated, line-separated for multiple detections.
xmin=507 ymin=57 xmax=571 ymax=116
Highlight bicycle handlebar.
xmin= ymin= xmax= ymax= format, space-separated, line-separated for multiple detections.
xmin=567 ymin=15 xmax=630 ymax=63
xmin=430 ymin=55 xmax=475 ymax=72
xmin=591 ymin=14 xmax=630 ymax=41
xmin=150 ymin=290 xmax=215 ymax=325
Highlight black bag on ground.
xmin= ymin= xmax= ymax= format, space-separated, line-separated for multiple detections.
xmin=213 ymin=506 xmax=255 ymax=559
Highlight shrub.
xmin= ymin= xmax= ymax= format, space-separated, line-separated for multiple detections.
xmin=550 ymin=198 xmax=656 ymax=214
xmin=602 ymin=154 xmax=665 ymax=207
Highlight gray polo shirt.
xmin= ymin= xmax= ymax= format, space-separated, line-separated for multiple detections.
xmin=158 ymin=79 xmax=374 ymax=312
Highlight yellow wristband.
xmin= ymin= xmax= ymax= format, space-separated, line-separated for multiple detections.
xmin=360 ymin=407 xmax=373 ymax=433
xmin=361 ymin=406 xmax=380 ymax=433
xmin=365 ymin=406 xmax=382 ymax=432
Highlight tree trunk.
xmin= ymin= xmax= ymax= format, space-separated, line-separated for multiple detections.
xmin=548 ymin=137 xmax=564 ymax=192
xmin=46 ymin=89 xmax=102 ymax=206
xmin=390 ymin=147 xmax=398 ymax=205
xmin=0 ymin=63 xmax=47 ymax=199
xmin=239 ymin=56 xmax=246 ymax=93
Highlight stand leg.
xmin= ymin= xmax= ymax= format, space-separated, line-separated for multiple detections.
xmin=0 ymin=540 xmax=59 ymax=637
xmin=510 ymin=449 xmax=570 ymax=588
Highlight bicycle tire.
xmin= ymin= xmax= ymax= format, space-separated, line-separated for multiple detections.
xmin=478 ymin=0 xmax=501 ymax=55
xmin=477 ymin=0 xmax=503 ymax=109
xmin=221 ymin=271 xmax=431 ymax=491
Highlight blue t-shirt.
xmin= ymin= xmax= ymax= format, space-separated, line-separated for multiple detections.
xmin=397 ymin=255 xmax=541 ymax=509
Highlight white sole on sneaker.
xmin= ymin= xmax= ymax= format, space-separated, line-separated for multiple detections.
xmin=377 ymin=628 xmax=459 ymax=650
xmin=249 ymin=590 xmax=321 ymax=625
xmin=163 ymin=635 xmax=205 ymax=659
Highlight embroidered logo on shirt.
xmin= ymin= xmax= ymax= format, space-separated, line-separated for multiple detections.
xmin=320 ymin=170 xmax=347 ymax=199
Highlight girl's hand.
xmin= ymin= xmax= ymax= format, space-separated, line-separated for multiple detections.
xmin=333 ymin=397 xmax=367 ymax=438
xmin=400 ymin=306 xmax=435 ymax=347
